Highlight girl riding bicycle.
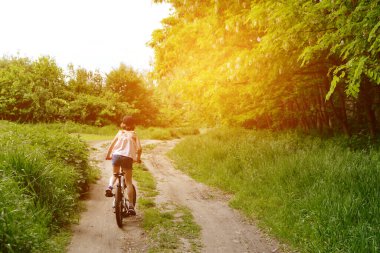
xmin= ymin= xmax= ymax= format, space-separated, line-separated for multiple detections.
xmin=105 ymin=115 xmax=142 ymax=215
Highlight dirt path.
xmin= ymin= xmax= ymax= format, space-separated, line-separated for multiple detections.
xmin=68 ymin=139 xmax=281 ymax=253
xmin=144 ymin=140 xmax=281 ymax=253
xmin=67 ymin=140 xmax=149 ymax=253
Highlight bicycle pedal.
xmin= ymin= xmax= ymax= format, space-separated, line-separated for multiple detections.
xmin=128 ymin=208 xmax=136 ymax=216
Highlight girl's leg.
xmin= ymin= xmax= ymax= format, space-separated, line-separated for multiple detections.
xmin=124 ymin=168 xmax=135 ymax=208
xmin=105 ymin=166 xmax=119 ymax=197
xmin=109 ymin=166 xmax=120 ymax=187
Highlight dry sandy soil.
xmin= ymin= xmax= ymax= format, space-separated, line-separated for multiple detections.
xmin=67 ymin=139 xmax=281 ymax=253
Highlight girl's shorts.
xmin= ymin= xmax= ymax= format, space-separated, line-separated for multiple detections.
xmin=112 ymin=155 xmax=133 ymax=170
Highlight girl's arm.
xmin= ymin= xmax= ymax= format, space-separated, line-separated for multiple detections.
xmin=105 ymin=132 xmax=120 ymax=160
xmin=136 ymin=136 xmax=142 ymax=163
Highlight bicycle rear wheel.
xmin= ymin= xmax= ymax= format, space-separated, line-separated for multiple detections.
xmin=131 ymin=184 xmax=137 ymax=207
xmin=115 ymin=185 xmax=123 ymax=228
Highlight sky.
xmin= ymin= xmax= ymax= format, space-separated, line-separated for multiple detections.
xmin=0 ymin=0 xmax=171 ymax=73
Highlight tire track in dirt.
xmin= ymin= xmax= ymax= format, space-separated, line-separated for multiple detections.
xmin=143 ymin=140 xmax=281 ymax=253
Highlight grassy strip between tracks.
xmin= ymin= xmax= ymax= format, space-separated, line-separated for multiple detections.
xmin=134 ymin=162 xmax=202 ymax=252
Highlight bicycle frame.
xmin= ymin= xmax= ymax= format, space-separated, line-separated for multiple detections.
xmin=116 ymin=172 xmax=125 ymax=190
xmin=112 ymin=172 xmax=137 ymax=228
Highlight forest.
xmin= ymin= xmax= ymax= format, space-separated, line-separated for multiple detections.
xmin=150 ymin=0 xmax=380 ymax=137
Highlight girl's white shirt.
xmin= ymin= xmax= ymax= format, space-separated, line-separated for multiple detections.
xmin=112 ymin=130 xmax=141 ymax=161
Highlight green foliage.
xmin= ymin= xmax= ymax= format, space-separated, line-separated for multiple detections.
xmin=0 ymin=121 xmax=94 ymax=252
xmin=300 ymin=0 xmax=380 ymax=98
xmin=66 ymin=64 xmax=103 ymax=95
xmin=169 ymin=129 xmax=380 ymax=253
xmin=106 ymin=64 xmax=159 ymax=126
xmin=66 ymin=91 xmax=135 ymax=126
xmin=0 ymin=56 xmax=65 ymax=122
xmin=0 ymin=56 xmax=159 ymax=126
xmin=150 ymin=0 xmax=380 ymax=136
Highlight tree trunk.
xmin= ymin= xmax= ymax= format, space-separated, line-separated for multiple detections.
xmin=325 ymin=81 xmax=350 ymax=136
xmin=337 ymin=87 xmax=351 ymax=136
xmin=360 ymin=79 xmax=377 ymax=138
xmin=318 ymin=84 xmax=330 ymax=132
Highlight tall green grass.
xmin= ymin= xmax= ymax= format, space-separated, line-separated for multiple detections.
xmin=34 ymin=121 xmax=119 ymax=136
xmin=169 ymin=128 xmax=380 ymax=253
xmin=136 ymin=126 xmax=200 ymax=140
xmin=0 ymin=121 xmax=94 ymax=252
xmin=33 ymin=121 xmax=199 ymax=140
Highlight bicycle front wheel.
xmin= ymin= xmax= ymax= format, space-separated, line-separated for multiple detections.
xmin=115 ymin=186 xmax=123 ymax=228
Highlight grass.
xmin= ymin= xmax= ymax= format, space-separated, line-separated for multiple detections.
xmin=72 ymin=133 xmax=114 ymax=141
xmin=33 ymin=121 xmax=200 ymax=141
xmin=168 ymin=128 xmax=380 ymax=253
xmin=134 ymin=163 xmax=158 ymax=199
xmin=34 ymin=121 xmax=119 ymax=136
xmin=0 ymin=121 xmax=95 ymax=253
xmin=142 ymin=205 xmax=202 ymax=253
xmin=134 ymin=163 xmax=202 ymax=252
xmin=136 ymin=127 xmax=200 ymax=140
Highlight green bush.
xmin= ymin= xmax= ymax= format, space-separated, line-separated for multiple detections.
xmin=0 ymin=122 xmax=92 ymax=192
xmin=169 ymin=128 xmax=380 ymax=253
xmin=0 ymin=121 xmax=94 ymax=252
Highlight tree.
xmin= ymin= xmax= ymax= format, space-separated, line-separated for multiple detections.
xmin=0 ymin=56 xmax=66 ymax=122
xmin=66 ymin=64 xmax=103 ymax=95
xmin=106 ymin=64 xmax=158 ymax=125
xmin=150 ymin=0 xmax=380 ymax=136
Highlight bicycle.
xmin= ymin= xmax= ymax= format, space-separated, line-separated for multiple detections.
xmin=113 ymin=172 xmax=136 ymax=228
